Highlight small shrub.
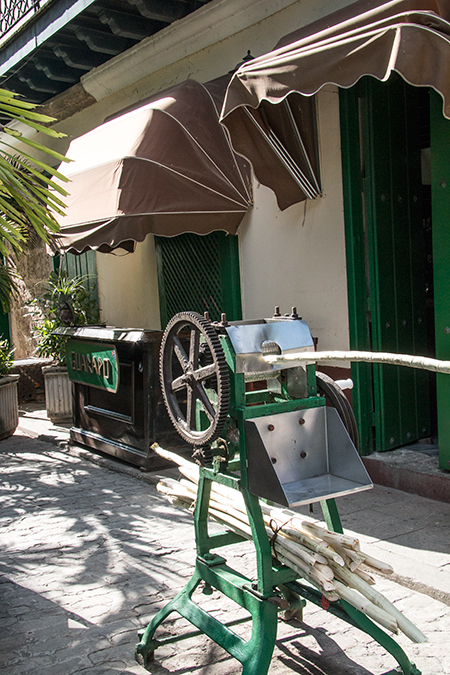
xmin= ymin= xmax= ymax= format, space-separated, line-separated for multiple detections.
xmin=0 ymin=339 xmax=15 ymax=377
xmin=27 ymin=270 xmax=101 ymax=365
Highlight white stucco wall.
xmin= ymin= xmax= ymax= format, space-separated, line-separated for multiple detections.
xmin=238 ymin=86 xmax=350 ymax=351
xmin=96 ymin=235 xmax=161 ymax=330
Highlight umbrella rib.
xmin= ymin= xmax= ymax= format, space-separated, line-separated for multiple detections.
xmin=243 ymin=109 xmax=318 ymax=198
xmin=201 ymin=85 xmax=253 ymax=203
xmin=66 ymin=156 xmax=249 ymax=207
xmin=222 ymin=24 xmax=450 ymax=124
xmin=155 ymin=109 xmax=252 ymax=204
xmin=64 ymin=114 xmax=251 ymax=205
xmin=59 ymin=209 xmax=249 ymax=232
xmin=268 ymin=131 xmax=317 ymax=198
xmin=284 ymin=98 xmax=321 ymax=194
xmin=236 ymin=12 xmax=446 ymax=68
xmin=239 ymin=19 xmax=449 ymax=76
xmin=127 ymin=156 xmax=251 ymax=207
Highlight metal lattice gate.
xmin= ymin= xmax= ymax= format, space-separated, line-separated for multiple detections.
xmin=155 ymin=232 xmax=242 ymax=327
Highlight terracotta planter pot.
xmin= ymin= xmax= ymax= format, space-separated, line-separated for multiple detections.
xmin=42 ymin=366 xmax=73 ymax=423
xmin=0 ymin=374 xmax=19 ymax=440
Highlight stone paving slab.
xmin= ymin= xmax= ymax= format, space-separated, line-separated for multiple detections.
xmin=1 ymin=430 xmax=450 ymax=674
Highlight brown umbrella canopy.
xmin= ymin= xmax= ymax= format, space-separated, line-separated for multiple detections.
xmin=55 ymin=77 xmax=252 ymax=254
xmin=221 ymin=0 xmax=450 ymax=209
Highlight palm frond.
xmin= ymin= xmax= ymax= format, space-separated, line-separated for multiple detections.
xmin=0 ymin=89 xmax=70 ymax=312
xmin=0 ymin=260 xmax=20 ymax=313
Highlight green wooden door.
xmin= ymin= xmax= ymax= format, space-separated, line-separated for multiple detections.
xmin=155 ymin=232 xmax=242 ymax=328
xmin=430 ymin=90 xmax=450 ymax=471
xmin=340 ymin=75 xmax=431 ymax=454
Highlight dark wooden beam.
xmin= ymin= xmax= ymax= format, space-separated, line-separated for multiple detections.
xmin=34 ymin=59 xmax=80 ymax=83
xmin=97 ymin=8 xmax=162 ymax=40
xmin=52 ymin=45 xmax=106 ymax=70
xmin=0 ymin=0 xmax=99 ymax=73
xmin=39 ymin=82 xmax=97 ymax=124
xmin=18 ymin=71 xmax=64 ymax=94
xmin=0 ymin=76 xmax=45 ymax=103
xmin=126 ymin=0 xmax=187 ymax=22
xmin=74 ymin=26 xmax=136 ymax=54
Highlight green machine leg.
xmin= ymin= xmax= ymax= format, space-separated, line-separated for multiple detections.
xmin=321 ymin=498 xmax=344 ymax=533
xmin=135 ymin=562 xmax=279 ymax=674
xmin=286 ymin=581 xmax=420 ymax=675
xmin=136 ymin=477 xmax=421 ymax=675
xmin=136 ymin=494 xmax=421 ymax=675
xmin=136 ymin=469 xmax=281 ymax=674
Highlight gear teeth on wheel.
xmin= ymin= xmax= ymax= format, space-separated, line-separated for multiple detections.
xmin=159 ymin=312 xmax=230 ymax=446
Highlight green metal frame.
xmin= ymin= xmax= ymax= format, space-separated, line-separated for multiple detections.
xmin=136 ymin=331 xmax=420 ymax=674
xmin=287 ymin=581 xmax=421 ymax=675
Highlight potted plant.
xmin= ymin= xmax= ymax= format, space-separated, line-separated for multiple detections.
xmin=28 ymin=269 xmax=100 ymax=423
xmin=0 ymin=338 xmax=19 ymax=439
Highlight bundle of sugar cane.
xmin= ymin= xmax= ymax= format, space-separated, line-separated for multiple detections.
xmin=152 ymin=444 xmax=426 ymax=643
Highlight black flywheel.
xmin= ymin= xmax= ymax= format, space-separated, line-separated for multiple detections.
xmin=159 ymin=312 xmax=230 ymax=446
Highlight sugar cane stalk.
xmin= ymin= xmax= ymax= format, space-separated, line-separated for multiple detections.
xmin=333 ymin=581 xmax=398 ymax=634
xmin=153 ymin=444 xmax=425 ymax=643
xmin=329 ymin=560 xmax=427 ymax=643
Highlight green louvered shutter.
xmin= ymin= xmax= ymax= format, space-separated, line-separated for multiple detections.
xmin=155 ymin=232 xmax=242 ymax=328
xmin=59 ymin=250 xmax=99 ymax=307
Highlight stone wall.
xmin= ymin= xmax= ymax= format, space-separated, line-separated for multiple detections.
xmin=9 ymin=240 xmax=53 ymax=359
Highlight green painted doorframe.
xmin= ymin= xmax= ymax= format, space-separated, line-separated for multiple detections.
xmin=339 ymin=85 xmax=374 ymax=455
xmin=430 ymin=90 xmax=450 ymax=471
xmin=0 ymin=309 xmax=10 ymax=342
xmin=0 ymin=256 xmax=11 ymax=342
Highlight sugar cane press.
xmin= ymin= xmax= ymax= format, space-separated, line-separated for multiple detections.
xmin=135 ymin=310 xmax=421 ymax=675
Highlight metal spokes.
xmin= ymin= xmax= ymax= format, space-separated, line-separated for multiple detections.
xmin=159 ymin=312 xmax=230 ymax=445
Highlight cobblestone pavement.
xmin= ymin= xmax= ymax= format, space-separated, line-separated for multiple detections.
xmin=1 ymin=430 xmax=449 ymax=674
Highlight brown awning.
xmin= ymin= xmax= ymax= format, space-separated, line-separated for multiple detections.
xmin=55 ymin=76 xmax=252 ymax=254
xmin=221 ymin=0 xmax=450 ymax=209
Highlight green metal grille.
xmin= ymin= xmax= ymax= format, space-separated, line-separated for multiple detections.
xmin=155 ymin=232 xmax=242 ymax=327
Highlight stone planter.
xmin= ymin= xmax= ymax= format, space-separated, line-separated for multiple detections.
xmin=42 ymin=366 xmax=73 ymax=423
xmin=0 ymin=374 xmax=20 ymax=440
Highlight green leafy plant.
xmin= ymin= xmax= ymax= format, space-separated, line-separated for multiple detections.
xmin=27 ymin=270 xmax=101 ymax=365
xmin=0 ymin=338 xmax=15 ymax=377
xmin=0 ymin=88 xmax=70 ymax=312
